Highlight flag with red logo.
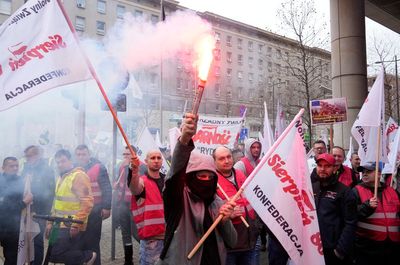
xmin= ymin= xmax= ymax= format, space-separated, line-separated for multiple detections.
xmin=243 ymin=109 xmax=324 ymax=265
xmin=351 ymin=68 xmax=387 ymax=163
xmin=0 ymin=0 xmax=92 ymax=111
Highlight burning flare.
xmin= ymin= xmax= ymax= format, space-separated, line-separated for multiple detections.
xmin=195 ymin=35 xmax=215 ymax=81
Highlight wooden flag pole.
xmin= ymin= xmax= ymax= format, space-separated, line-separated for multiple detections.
xmin=374 ymin=128 xmax=381 ymax=197
xmin=329 ymin=124 xmax=334 ymax=152
xmin=217 ymin=183 xmax=249 ymax=228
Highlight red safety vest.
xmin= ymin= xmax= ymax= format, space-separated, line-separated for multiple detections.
xmin=115 ymin=165 xmax=132 ymax=203
xmin=131 ymin=176 xmax=165 ymax=240
xmin=216 ymin=169 xmax=255 ymax=224
xmin=338 ymin=165 xmax=355 ymax=187
xmin=86 ymin=163 xmax=102 ymax=205
xmin=355 ymin=185 xmax=400 ymax=242
xmin=240 ymin=157 xmax=260 ymax=176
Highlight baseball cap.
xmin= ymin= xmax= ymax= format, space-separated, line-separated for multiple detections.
xmin=357 ymin=161 xmax=384 ymax=173
xmin=315 ymin=153 xmax=335 ymax=165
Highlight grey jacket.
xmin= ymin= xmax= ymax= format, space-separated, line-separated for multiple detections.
xmin=234 ymin=138 xmax=261 ymax=176
xmin=159 ymin=140 xmax=237 ymax=265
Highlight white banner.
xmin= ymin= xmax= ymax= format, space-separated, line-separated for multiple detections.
xmin=0 ymin=0 xmax=92 ymax=111
xmin=244 ymin=114 xmax=324 ymax=265
xmin=351 ymin=68 xmax=387 ymax=163
xmin=262 ymin=101 xmax=274 ymax=156
xmin=136 ymin=127 xmax=170 ymax=175
xmin=192 ymin=115 xmax=244 ymax=155
xmin=343 ymin=137 xmax=353 ymax=168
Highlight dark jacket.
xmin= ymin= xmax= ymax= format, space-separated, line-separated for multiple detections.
xmin=22 ymin=158 xmax=55 ymax=215
xmin=312 ymin=175 xmax=357 ymax=257
xmin=84 ymin=158 xmax=112 ymax=210
xmin=159 ymin=140 xmax=237 ymax=265
xmin=0 ymin=173 xmax=26 ymax=234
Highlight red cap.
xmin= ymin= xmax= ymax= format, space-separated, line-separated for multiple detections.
xmin=315 ymin=153 xmax=335 ymax=165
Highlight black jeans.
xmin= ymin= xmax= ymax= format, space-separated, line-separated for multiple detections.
xmin=0 ymin=230 xmax=19 ymax=265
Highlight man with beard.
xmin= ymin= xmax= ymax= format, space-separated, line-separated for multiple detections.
xmin=75 ymin=145 xmax=112 ymax=265
xmin=0 ymin=157 xmax=33 ymax=265
xmin=22 ymin=145 xmax=55 ymax=265
xmin=312 ymin=153 xmax=357 ymax=265
xmin=234 ymin=138 xmax=261 ymax=177
xmin=158 ymin=113 xmax=237 ymax=265
xmin=129 ymin=149 xmax=165 ymax=265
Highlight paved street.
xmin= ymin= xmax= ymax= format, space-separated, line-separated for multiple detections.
xmin=1 ymin=217 xmax=268 ymax=264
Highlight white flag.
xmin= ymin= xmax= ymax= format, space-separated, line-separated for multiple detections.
xmin=168 ymin=127 xmax=181 ymax=154
xmin=343 ymin=137 xmax=353 ymax=167
xmin=243 ymin=110 xmax=324 ymax=265
xmin=0 ymin=0 xmax=92 ymax=111
xmin=136 ymin=127 xmax=170 ymax=175
xmin=351 ymin=68 xmax=387 ymax=163
xmin=382 ymin=127 xmax=400 ymax=183
xmin=262 ymin=101 xmax=274 ymax=156
xmin=17 ymin=174 xmax=40 ymax=265
xmin=385 ymin=117 xmax=398 ymax=152
xmin=155 ymin=130 xmax=164 ymax=148
xmin=127 ymin=73 xmax=143 ymax=99
xmin=274 ymin=99 xmax=286 ymax=140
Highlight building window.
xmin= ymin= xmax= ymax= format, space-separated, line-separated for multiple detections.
xmin=215 ymin=104 xmax=220 ymax=113
xmin=215 ymin=32 xmax=221 ymax=43
xmin=248 ymin=41 xmax=253 ymax=51
xmin=75 ymin=16 xmax=85 ymax=31
xmin=237 ymin=38 xmax=242 ymax=49
xmin=267 ymin=46 xmax=272 ymax=56
xmin=215 ymin=83 xmax=220 ymax=97
xmin=227 ymin=90 xmax=232 ymax=99
xmin=238 ymin=54 xmax=243 ymax=65
xmin=96 ymin=21 xmax=106 ymax=35
xmin=227 ymin=52 xmax=232 ymax=63
xmin=238 ymin=87 xmax=243 ymax=99
xmin=249 ymin=73 xmax=254 ymax=82
xmin=248 ymin=57 xmax=253 ymax=68
xmin=268 ymin=62 xmax=272 ymax=72
xmin=276 ymin=49 xmax=282 ymax=59
xmin=258 ymin=44 xmax=263 ymax=53
xmin=258 ymin=59 xmax=263 ymax=69
xmin=215 ymin=66 xmax=220 ymax=77
xmin=177 ymin=78 xmax=182 ymax=91
xmin=214 ymin=49 xmax=221 ymax=61
xmin=227 ymin=68 xmax=232 ymax=78
xmin=134 ymin=10 xmax=143 ymax=18
xmin=226 ymin=35 xmax=232 ymax=46
xmin=77 ymin=0 xmax=86 ymax=8
xmin=116 ymin=5 xmax=125 ymax=19
xmin=238 ymin=71 xmax=243 ymax=80
xmin=151 ymin=14 xmax=159 ymax=24
xmin=275 ymin=63 xmax=281 ymax=73
xmin=0 ymin=0 xmax=11 ymax=15
xmin=97 ymin=0 xmax=106 ymax=14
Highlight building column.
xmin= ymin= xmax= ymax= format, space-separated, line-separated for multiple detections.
xmin=330 ymin=0 xmax=368 ymax=149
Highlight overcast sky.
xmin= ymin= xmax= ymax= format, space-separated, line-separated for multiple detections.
xmin=178 ymin=0 xmax=400 ymax=74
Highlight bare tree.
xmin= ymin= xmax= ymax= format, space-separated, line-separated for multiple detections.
xmin=369 ymin=34 xmax=399 ymax=122
xmin=277 ymin=0 xmax=330 ymax=147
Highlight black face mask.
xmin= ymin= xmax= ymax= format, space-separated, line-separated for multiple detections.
xmin=187 ymin=174 xmax=217 ymax=204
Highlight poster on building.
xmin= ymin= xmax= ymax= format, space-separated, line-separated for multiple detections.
xmin=192 ymin=115 xmax=244 ymax=155
xmin=310 ymin=97 xmax=348 ymax=125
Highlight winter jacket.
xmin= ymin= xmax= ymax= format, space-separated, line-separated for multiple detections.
xmin=22 ymin=158 xmax=55 ymax=215
xmin=159 ymin=140 xmax=237 ymax=265
xmin=234 ymin=138 xmax=261 ymax=176
xmin=312 ymin=175 xmax=357 ymax=258
xmin=0 ymin=173 xmax=26 ymax=234
xmin=83 ymin=158 xmax=112 ymax=210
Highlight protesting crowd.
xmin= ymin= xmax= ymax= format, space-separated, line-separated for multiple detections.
xmin=0 ymin=113 xmax=399 ymax=265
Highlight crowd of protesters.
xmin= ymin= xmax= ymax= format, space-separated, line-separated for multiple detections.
xmin=0 ymin=114 xmax=399 ymax=265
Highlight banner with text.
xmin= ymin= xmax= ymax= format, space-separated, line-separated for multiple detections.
xmin=0 ymin=0 xmax=92 ymax=111
xmin=192 ymin=115 xmax=244 ymax=155
xmin=244 ymin=117 xmax=324 ymax=265
xmin=310 ymin=98 xmax=348 ymax=125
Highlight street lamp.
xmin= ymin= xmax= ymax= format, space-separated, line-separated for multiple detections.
xmin=271 ymin=80 xmax=287 ymax=131
xmin=375 ymin=55 xmax=399 ymax=123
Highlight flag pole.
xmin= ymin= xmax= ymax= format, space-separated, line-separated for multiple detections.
xmin=56 ymin=0 xmax=138 ymax=159
xmin=216 ymin=183 xmax=249 ymax=227
xmin=374 ymin=127 xmax=381 ymax=197
xmin=187 ymin=108 xmax=305 ymax=259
